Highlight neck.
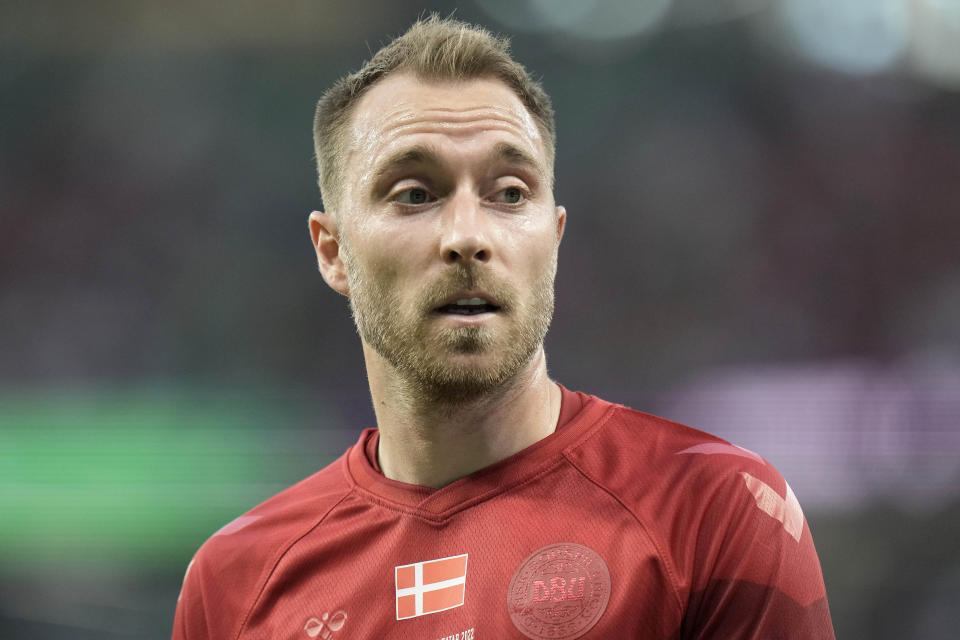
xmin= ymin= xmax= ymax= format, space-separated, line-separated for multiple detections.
xmin=363 ymin=344 xmax=561 ymax=489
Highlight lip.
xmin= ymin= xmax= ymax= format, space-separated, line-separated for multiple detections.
xmin=430 ymin=290 xmax=503 ymax=326
xmin=433 ymin=290 xmax=501 ymax=309
xmin=434 ymin=310 xmax=499 ymax=326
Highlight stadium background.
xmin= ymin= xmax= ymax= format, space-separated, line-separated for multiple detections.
xmin=2 ymin=1 xmax=959 ymax=637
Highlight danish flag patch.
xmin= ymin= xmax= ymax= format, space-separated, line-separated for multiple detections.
xmin=395 ymin=553 xmax=468 ymax=620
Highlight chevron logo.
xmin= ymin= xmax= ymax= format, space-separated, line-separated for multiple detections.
xmin=741 ymin=472 xmax=804 ymax=542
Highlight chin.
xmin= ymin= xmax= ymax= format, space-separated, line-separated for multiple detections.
xmin=413 ymin=372 xmax=508 ymax=404
xmin=436 ymin=326 xmax=494 ymax=353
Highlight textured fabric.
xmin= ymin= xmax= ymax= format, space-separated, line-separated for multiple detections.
xmin=172 ymin=387 xmax=834 ymax=639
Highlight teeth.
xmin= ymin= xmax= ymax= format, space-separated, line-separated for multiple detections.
xmin=455 ymin=298 xmax=488 ymax=306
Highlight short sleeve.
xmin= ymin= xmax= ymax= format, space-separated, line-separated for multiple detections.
xmin=681 ymin=464 xmax=835 ymax=639
xmin=171 ymin=553 xmax=211 ymax=640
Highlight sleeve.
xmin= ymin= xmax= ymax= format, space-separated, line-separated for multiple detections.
xmin=171 ymin=554 xmax=210 ymax=640
xmin=681 ymin=463 xmax=835 ymax=639
xmin=169 ymin=533 xmax=259 ymax=640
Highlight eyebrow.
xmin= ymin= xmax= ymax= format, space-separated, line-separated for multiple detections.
xmin=369 ymin=141 xmax=546 ymax=198
xmin=371 ymin=144 xmax=442 ymax=182
xmin=489 ymin=141 xmax=544 ymax=178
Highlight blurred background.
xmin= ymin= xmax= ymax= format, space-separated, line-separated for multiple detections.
xmin=2 ymin=0 xmax=959 ymax=637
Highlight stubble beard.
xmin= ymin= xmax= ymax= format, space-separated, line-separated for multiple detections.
xmin=341 ymin=238 xmax=556 ymax=405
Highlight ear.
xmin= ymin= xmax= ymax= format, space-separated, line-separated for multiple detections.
xmin=555 ymin=205 xmax=567 ymax=244
xmin=309 ymin=211 xmax=350 ymax=296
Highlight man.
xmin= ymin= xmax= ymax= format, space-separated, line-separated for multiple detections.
xmin=172 ymin=16 xmax=834 ymax=639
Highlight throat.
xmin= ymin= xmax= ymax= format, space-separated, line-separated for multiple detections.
xmin=378 ymin=424 xmax=500 ymax=489
xmin=373 ymin=374 xmax=559 ymax=490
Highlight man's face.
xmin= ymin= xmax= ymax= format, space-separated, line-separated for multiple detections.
xmin=332 ymin=72 xmax=565 ymax=401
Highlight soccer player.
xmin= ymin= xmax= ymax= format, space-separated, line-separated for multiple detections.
xmin=172 ymin=16 xmax=834 ymax=640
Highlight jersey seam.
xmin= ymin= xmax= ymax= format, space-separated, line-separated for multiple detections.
xmin=562 ymin=441 xmax=687 ymax=620
xmin=344 ymin=403 xmax=621 ymax=523
xmin=232 ymin=487 xmax=357 ymax=640
xmin=347 ymin=455 xmax=575 ymax=524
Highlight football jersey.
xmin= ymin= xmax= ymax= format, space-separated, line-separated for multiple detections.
xmin=172 ymin=387 xmax=834 ymax=639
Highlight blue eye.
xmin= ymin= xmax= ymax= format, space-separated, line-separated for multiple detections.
xmin=395 ymin=188 xmax=434 ymax=205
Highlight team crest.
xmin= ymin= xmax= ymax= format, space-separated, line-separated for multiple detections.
xmin=507 ymin=543 xmax=610 ymax=640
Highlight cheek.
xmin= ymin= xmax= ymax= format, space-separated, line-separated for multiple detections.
xmin=349 ymin=235 xmax=421 ymax=296
xmin=360 ymin=252 xmax=401 ymax=285
xmin=505 ymin=223 xmax=559 ymax=272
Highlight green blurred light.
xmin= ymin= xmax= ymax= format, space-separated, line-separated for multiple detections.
xmin=0 ymin=388 xmax=341 ymax=568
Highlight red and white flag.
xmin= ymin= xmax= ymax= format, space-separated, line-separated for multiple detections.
xmin=395 ymin=553 xmax=468 ymax=620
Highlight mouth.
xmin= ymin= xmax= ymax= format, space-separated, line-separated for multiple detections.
xmin=434 ymin=295 xmax=502 ymax=316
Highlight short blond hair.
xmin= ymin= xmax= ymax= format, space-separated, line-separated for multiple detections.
xmin=313 ymin=15 xmax=556 ymax=213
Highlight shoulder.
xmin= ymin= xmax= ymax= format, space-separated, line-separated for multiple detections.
xmin=564 ymin=397 xmax=828 ymax=607
xmin=564 ymin=397 xmax=800 ymax=562
xmin=173 ymin=454 xmax=355 ymax=640
xmin=567 ymin=398 xmax=781 ymax=499
xmin=198 ymin=455 xmax=354 ymax=566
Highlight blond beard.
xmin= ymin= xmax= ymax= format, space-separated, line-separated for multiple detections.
xmin=340 ymin=233 xmax=556 ymax=404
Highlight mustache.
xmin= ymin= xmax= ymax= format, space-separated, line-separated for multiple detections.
xmin=418 ymin=265 xmax=515 ymax=311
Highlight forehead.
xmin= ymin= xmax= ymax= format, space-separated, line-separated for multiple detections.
xmin=345 ymin=72 xmax=547 ymax=173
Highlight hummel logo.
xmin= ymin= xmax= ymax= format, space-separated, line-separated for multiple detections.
xmin=741 ymin=472 xmax=804 ymax=542
xmin=304 ymin=610 xmax=347 ymax=639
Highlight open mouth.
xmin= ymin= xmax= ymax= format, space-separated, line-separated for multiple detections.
xmin=435 ymin=297 xmax=501 ymax=316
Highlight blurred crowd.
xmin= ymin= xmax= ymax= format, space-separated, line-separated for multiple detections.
xmin=2 ymin=1 xmax=958 ymax=638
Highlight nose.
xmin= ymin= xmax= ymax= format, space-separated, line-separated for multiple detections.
xmin=439 ymin=190 xmax=492 ymax=265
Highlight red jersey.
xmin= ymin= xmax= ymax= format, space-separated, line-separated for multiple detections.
xmin=172 ymin=387 xmax=834 ymax=639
